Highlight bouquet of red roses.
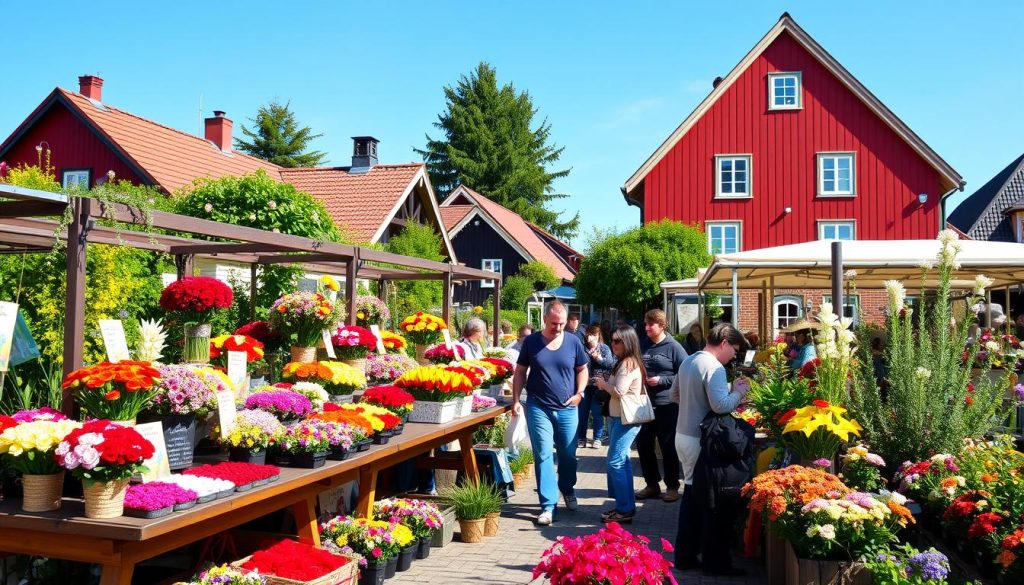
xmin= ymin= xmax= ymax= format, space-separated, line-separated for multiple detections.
xmin=160 ymin=276 xmax=233 ymax=323
xmin=54 ymin=420 xmax=155 ymax=482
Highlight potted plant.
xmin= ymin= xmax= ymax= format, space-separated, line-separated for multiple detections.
xmin=268 ymin=291 xmax=343 ymax=363
xmin=184 ymin=564 xmax=266 ymax=585
xmin=235 ymin=538 xmax=358 ymax=584
xmin=209 ymin=333 xmax=265 ymax=391
xmin=320 ymin=516 xmax=413 ymax=585
xmin=777 ymin=399 xmax=863 ymax=463
xmin=533 ymin=522 xmax=676 ymax=585
xmin=395 ymin=365 xmax=476 ymax=424
xmin=159 ymin=276 xmax=234 ymax=363
xmin=373 ymin=497 xmax=445 ymax=561
xmin=243 ymin=390 xmax=313 ymax=423
xmin=423 ymin=343 xmax=466 ymax=365
xmin=0 ymin=416 xmax=81 ymax=511
xmin=354 ymin=295 xmax=390 ymax=328
xmin=123 ymin=482 xmax=198 ymax=518
xmin=143 ymin=363 xmax=219 ymax=469
xmin=221 ymin=408 xmax=284 ymax=464
xmin=276 ymin=420 xmax=331 ymax=468
xmin=331 ymin=324 xmax=377 ymax=371
xmin=361 ymin=385 xmax=415 ymax=420
xmin=281 ymin=361 xmax=365 ymax=402
xmin=63 ymin=360 xmax=162 ymax=425
xmin=300 ymin=420 xmax=356 ymax=461
xmin=364 ymin=354 xmax=418 ymax=386
xmin=235 ymin=320 xmax=284 ymax=384
xmin=398 ymin=312 xmax=448 ymax=364
xmin=55 ymin=420 xmax=155 ymax=518
xmin=481 ymin=357 xmax=514 ymax=396
xmin=508 ymin=447 xmax=534 ymax=491
xmin=253 ymin=381 xmax=330 ymax=411
xmin=442 ymin=480 xmax=502 ymax=544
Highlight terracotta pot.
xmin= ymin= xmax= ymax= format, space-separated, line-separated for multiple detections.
xmin=459 ymin=518 xmax=486 ymax=543
xmin=291 ymin=345 xmax=317 ymax=363
xmin=21 ymin=472 xmax=65 ymax=512
xmin=484 ymin=512 xmax=500 ymax=536
xmin=512 ymin=472 xmax=526 ymax=491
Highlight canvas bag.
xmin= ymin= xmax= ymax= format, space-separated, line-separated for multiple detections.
xmin=619 ymin=381 xmax=655 ymax=425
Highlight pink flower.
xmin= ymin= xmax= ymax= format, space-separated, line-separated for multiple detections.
xmin=371 ymin=547 xmax=382 ymax=558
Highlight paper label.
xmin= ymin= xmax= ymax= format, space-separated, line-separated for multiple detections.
xmin=227 ymin=351 xmax=248 ymax=393
xmin=98 ymin=319 xmax=131 ymax=363
xmin=216 ymin=390 xmax=237 ymax=439
xmin=322 ymin=329 xmax=337 ymax=359
xmin=369 ymin=325 xmax=386 ymax=354
xmin=0 ymin=302 xmax=18 ymax=372
xmin=442 ymin=329 xmax=453 ymax=350
xmin=134 ymin=422 xmax=171 ymax=482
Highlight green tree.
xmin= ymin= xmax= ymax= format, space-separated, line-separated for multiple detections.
xmin=383 ymin=223 xmax=445 ymax=320
xmin=234 ymin=101 xmax=327 ymax=168
xmin=498 ymin=260 xmax=560 ymax=312
xmin=416 ymin=62 xmax=578 ymax=239
xmin=575 ymin=220 xmax=710 ymax=317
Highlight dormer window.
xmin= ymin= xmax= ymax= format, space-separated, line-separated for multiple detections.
xmin=768 ymin=72 xmax=802 ymax=110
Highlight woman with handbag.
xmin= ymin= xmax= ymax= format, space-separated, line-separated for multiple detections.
xmin=594 ymin=325 xmax=651 ymax=524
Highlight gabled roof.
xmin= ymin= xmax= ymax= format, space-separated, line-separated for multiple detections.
xmin=948 ymin=153 xmax=1024 ymax=242
xmin=440 ymin=185 xmax=578 ymax=281
xmin=623 ymin=13 xmax=963 ymax=201
xmin=440 ymin=204 xmax=474 ymax=231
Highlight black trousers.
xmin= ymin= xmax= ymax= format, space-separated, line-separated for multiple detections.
xmin=675 ymin=487 xmax=742 ymax=571
xmin=636 ymin=402 xmax=680 ymax=490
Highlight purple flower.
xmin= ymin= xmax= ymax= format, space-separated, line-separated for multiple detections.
xmin=812 ymin=458 xmax=832 ymax=468
xmin=244 ymin=390 xmax=313 ymax=419
xmin=1014 ymin=384 xmax=1024 ymax=402
xmin=125 ymin=482 xmax=198 ymax=510
xmin=152 ymin=364 xmax=218 ymax=416
xmin=12 ymin=407 xmax=68 ymax=422
xmin=905 ymin=549 xmax=949 ymax=581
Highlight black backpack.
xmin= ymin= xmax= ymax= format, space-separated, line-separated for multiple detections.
xmin=692 ymin=412 xmax=755 ymax=508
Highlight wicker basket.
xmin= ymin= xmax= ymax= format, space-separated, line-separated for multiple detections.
xmin=342 ymin=357 xmax=366 ymax=373
xmin=291 ymin=346 xmax=318 ymax=363
xmin=459 ymin=518 xmax=486 ymax=543
xmin=484 ymin=512 xmax=500 ymax=536
xmin=231 ymin=549 xmax=359 ymax=585
xmin=414 ymin=344 xmax=430 ymax=365
xmin=22 ymin=472 xmax=65 ymax=512
xmin=83 ymin=478 xmax=129 ymax=519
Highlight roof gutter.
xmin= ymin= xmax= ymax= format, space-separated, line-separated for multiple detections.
xmin=939 ymin=180 xmax=967 ymax=235
xmin=621 ymin=186 xmax=644 ymax=224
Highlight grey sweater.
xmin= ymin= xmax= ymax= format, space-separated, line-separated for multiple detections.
xmin=669 ymin=351 xmax=744 ymax=438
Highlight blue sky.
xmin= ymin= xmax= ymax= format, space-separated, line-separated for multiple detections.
xmin=3 ymin=1 xmax=1022 ymax=249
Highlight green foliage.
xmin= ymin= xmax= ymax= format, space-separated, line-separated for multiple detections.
xmin=508 ymin=445 xmax=534 ymax=474
xmin=416 ymin=62 xmax=578 ymax=239
xmin=384 ymin=223 xmax=445 ymax=318
xmin=747 ymin=344 xmax=815 ymax=440
xmin=472 ymin=412 xmax=509 ymax=446
xmin=1 ymin=361 xmax=63 ymax=414
xmin=2 ymin=163 xmax=61 ymax=192
xmin=576 ymin=220 xmax=710 ymax=316
xmin=442 ymin=479 xmax=502 ymax=519
xmin=499 ymin=260 xmax=559 ymax=312
xmin=234 ymin=100 xmax=327 ymax=168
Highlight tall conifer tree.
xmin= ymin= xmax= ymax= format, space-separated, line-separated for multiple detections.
xmin=235 ymin=101 xmax=326 ymax=168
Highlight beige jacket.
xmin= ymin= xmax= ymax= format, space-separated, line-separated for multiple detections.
xmin=607 ymin=364 xmax=643 ymax=418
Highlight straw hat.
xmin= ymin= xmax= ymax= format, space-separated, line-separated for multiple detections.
xmin=782 ymin=318 xmax=821 ymax=334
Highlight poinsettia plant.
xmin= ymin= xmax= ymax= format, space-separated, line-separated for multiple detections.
xmin=54 ymin=420 xmax=155 ymax=483
xmin=63 ymin=360 xmax=161 ymax=421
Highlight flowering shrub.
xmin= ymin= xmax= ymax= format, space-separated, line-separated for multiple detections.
xmin=779 ymin=400 xmax=862 ymax=462
xmin=209 ymin=334 xmax=265 ymax=365
xmin=361 ymin=385 xmax=415 ymax=417
xmin=365 ymin=353 xmax=418 ymax=385
xmin=424 ymin=343 xmax=465 ymax=364
xmin=331 ymin=325 xmax=377 ymax=360
xmin=868 ymin=545 xmax=951 ymax=584
xmin=149 ymin=364 xmax=218 ymax=417
xmin=839 ymin=444 xmax=887 ymax=492
xmin=159 ymin=277 xmax=233 ymax=322
xmin=244 ymin=390 xmax=313 ymax=420
xmin=0 ymin=419 xmax=82 ymax=474
xmin=186 ymin=564 xmax=265 ymax=585
xmin=373 ymin=498 xmax=444 ymax=539
xmin=278 ymin=420 xmax=332 ymax=454
xmin=63 ymin=360 xmax=161 ymax=421
xmin=240 ymin=539 xmax=351 ymax=581
xmin=268 ymin=292 xmax=342 ymax=347
xmin=281 ymin=361 xmax=366 ymax=396
xmin=398 ymin=312 xmax=447 ymax=346
xmin=533 ymin=522 xmax=677 ymax=585
xmin=395 ymin=364 xmax=477 ymax=402
xmin=320 ymin=516 xmax=414 ymax=566
xmin=124 ymin=482 xmax=198 ymax=510
xmin=220 ymin=409 xmax=284 ymax=450
xmin=55 ymin=420 xmax=155 ymax=482
xmin=379 ymin=330 xmax=408 ymax=354
xmin=354 ymin=295 xmax=390 ymax=327
xmin=235 ymin=320 xmax=284 ymax=353
xmin=183 ymin=461 xmax=280 ymax=485
xmin=795 ymin=491 xmax=914 ymax=559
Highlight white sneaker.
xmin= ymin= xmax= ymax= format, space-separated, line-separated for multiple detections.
xmin=536 ymin=509 xmax=554 ymax=525
xmin=563 ymin=494 xmax=578 ymax=511
xmin=592 ymin=439 xmax=603 ymax=449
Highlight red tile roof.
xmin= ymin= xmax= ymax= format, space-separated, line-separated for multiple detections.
xmin=280 ymin=164 xmax=424 ymax=242
xmin=58 ymin=89 xmax=281 ymax=193
xmin=440 ymin=204 xmax=474 ymax=231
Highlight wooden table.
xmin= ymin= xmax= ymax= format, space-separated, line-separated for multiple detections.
xmin=0 ymin=405 xmax=508 ymax=585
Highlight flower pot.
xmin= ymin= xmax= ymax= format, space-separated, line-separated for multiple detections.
xmin=397 ymin=543 xmax=417 ymax=572
xmin=408 ymin=400 xmax=457 ymax=424
xmin=373 ymin=430 xmax=394 ymax=445
xmin=343 ymin=357 xmax=367 ymax=372
xmin=357 ymin=439 xmax=372 ymax=452
xmin=125 ymin=505 xmax=174 ymax=519
xmin=82 ymin=478 xmax=130 ymax=519
xmin=512 ymin=472 xmax=526 ymax=491
xmin=785 ymin=542 xmax=872 ymax=585
xmin=228 ymin=447 xmax=267 ymax=465
xmin=385 ymin=555 xmax=398 ymax=579
xmin=455 ymin=394 xmax=473 ymax=418
xmin=21 ymin=472 xmax=65 ymax=512
xmin=156 ymin=413 xmax=197 ymax=470
xmin=484 ymin=512 xmax=500 ymax=536
xmin=358 ymin=561 xmax=386 ymax=585
xmin=277 ymin=451 xmax=328 ymax=469
xmin=459 ymin=518 xmax=486 ymax=543
xmin=416 ymin=536 xmax=432 ymax=559
xmin=173 ymin=498 xmax=197 ymax=511
xmin=392 ymin=423 xmax=404 ymax=436
xmin=414 ymin=344 xmax=430 ymax=365
xmin=183 ymin=323 xmax=212 ymax=364
xmin=329 ymin=393 xmax=355 ymax=404
xmin=291 ymin=345 xmax=317 ymax=363
xmin=328 ymin=445 xmax=352 ymax=461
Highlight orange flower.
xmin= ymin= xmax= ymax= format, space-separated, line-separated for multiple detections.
xmin=105 ymin=390 xmax=121 ymax=401
xmin=981 ymin=473 xmax=999 ymax=483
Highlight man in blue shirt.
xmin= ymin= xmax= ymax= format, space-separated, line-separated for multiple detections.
xmin=512 ymin=301 xmax=590 ymax=526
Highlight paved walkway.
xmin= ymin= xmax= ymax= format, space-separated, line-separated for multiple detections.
xmin=391 ymin=444 xmax=767 ymax=584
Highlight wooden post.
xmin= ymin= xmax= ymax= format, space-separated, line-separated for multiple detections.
xmin=769 ymin=275 xmax=776 ymax=338
xmin=1005 ymin=285 xmax=1012 ymax=334
xmin=493 ymin=276 xmax=501 ymax=347
xmin=831 ymin=241 xmax=843 ymax=316
xmin=345 ymin=250 xmax=359 ymax=326
xmin=62 ymin=197 xmax=91 ymax=387
xmin=442 ymin=264 xmax=453 ymax=326
xmin=731 ymin=269 xmax=739 ymax=327
xmin=174 ymin=254 xmax=194 ymax=280
xmin=760 ymin=280 xmax=769 ymax=343
xmin=249 ymin=264 xmax=258 ymax=321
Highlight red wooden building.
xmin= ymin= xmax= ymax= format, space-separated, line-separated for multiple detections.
xmin=622 ymin=13 xmax=964 ymax=333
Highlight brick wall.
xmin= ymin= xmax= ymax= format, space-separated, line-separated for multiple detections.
xmin=732 ymin=287 xmax=888 ymax=337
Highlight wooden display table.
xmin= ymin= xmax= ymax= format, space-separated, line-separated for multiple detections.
xmin=0 ymin=405 xmax=508 ymax=585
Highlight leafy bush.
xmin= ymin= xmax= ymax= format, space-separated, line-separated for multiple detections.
xmin=499 ymin=260 xmax=559 ymax=312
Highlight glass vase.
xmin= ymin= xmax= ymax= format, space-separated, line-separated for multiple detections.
xmin=183 ymin=323 xmax=212 ymax=364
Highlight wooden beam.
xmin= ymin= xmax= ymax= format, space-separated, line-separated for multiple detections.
xmin=493 ymin=275 xmax=502 ymax=346
xmin=0 ymin=200 xmax=66 ymax=218
xmin=168 ymin=242 xmax=291 ymax=255
xmin=442 ymin=266 xmax=453 ymax=326
xmin=345 ymin=250 xmax=359 ymax=326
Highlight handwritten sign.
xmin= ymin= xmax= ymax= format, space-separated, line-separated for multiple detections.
xmin=322 ymin=329 xmax=337 ymax=359
xmin=227 ymin=351 xmax=248 ymax=393
xmin=369 ymin=325 xmax=386 ymax=354
xmin=216 ymin=390 xmax=237 ymax=439
xmin=134 ymin=422 xmax=171 ymax=482
xmin=98 ymin=319 xmax=131 ymax=363
xmin=0 ymin=302 xmax=18 ymax=372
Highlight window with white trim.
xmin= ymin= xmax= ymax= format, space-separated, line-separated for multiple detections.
xmin=773 ymin=295 xmax=803 ymax=335
xmin=715 ymin=155 xmax=751 ymax=198
xmin=481 ymin=259 xmax=502 ymax=288
xmin=768 ymin=72 xmax=802 ymax=110
xmin=706 ymin=222 xmax=741 ymax=255
xmin=818 ymin=221 xmax=856 ymax=241
xmin=817 ymin=153 xmax=855 ymax=196
xmin=62 ymin=170 xmax=90 ymax=189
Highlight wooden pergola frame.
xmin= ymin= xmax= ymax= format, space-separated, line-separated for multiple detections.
xmin=0 ymin=185 xmax=503 ymax=378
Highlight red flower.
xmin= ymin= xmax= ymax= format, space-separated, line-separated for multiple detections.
xmin=241 ymin=539 xmax=349 ymax=580
xmin=812 ymin=399 xmax=830 ymax=408
xmin=966 ymin=395 xmax=975 ymax=406
xmin=104 ymin=390 xmax=121 ymax=401
xmin=159 ymin=276 xmax=233 ymax=314
xmin=184 ymin=462 xmax=280 ymax=485
xmin=0 ymin=416 xmax=16 ymax=434
xmin=798 ymin=358 xmax=822 ymax=380
xmin=968 ymin=512 xmax=1005 ymax=540
xmin=776 ymin=409 xmax=797 ymax=424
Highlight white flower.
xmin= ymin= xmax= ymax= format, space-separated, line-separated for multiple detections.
xmin=985 ymin=340 xmax=1000 ymax=352
xmin=248 ymin=213 xmax=257 ymax=221
xmin=884 ymin=280 xmax=906 ymax=313
xmin=915 ymin=367 xmax=931 ymax=380
xmin=918 ymin=259 xmax=934 ymax=271
xmin=974 ymin=274 xmax=994 ymax=296
xmin=137 ymin=319 xmax=168 ymax=363
xmin=938 ymin=229 xmax=960 ymax=245
xmin=267 ymin=200 xmax=278 ymax=210
xmin=204 ymin=203 xmax=213 ymax=213
xmin=106 ymin=170 xmax=116 ymax=181
xmin=844 ymin=269 xmax=857 ymax=279
xmin=818 ymin=524 xmax=836 ymax=540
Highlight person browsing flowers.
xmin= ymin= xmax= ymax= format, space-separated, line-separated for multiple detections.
xmin=578 ymin=324 xmax=615 ymax=449
xmin=511 ymin=301 xmax=589 ymax=526
xmin=457 ymin=318 xmax=487 ymax=360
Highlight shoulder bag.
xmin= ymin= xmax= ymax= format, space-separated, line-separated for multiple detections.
xmin=619 ymin=374 xmax=655 ymax=425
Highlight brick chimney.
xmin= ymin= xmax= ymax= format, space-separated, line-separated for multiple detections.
xmin=204 ymin=111 xmax=232 ymax=152
xmin=78 ymin=75 xmax=104 ymax=101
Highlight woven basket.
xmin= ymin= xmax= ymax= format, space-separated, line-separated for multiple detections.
xmin=342 ymin=357 xmax=366 ymax=373
xmin=22 ymin=472 xmax=65 ymax=512
xmin=82 ymin=478 xmax=129 ymax=519
xmin=231 ymin=550 xmax=358 ymax=585
xmin=414 ymin=344 xmax=430 ymax=365
xmin=291 ymin=346 xmax=318 ymax=363
xmin=459 ymin=518 xmax=486 ymax=543
xmin=483 ymin=512 xmax=500 ymax=536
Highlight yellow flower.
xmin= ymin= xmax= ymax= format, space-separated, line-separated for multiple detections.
xmin=319 ymin=275 xmax=340 ymax=292
xmin=473 ymin=306 xmax=483 ymax=315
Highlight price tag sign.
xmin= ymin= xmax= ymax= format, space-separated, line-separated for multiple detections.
xmin=0 ymin=302 xmax=18 ymax=372
xmin=369 ymin=325 xmax=386 ymax=354
xmin=322 ymin=329 xmax=337 ymax=359
xmin=442 ymin=329 xmax=460 ymax=363
xmin=216 ymin=390 xmax=237 ymax=439
xmin=98 ymin=319 xmax=131 ymax=363
xmin=227 ymin=351 xmax=248 ymax=393
xmin=134 ymin=422 xmax=171 ymax=482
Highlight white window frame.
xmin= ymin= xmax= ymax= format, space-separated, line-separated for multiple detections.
xmin=706 ymin=221 xmax=742 ymax=255
xmin=62 ymin=169 xmax=91 ymax=189
xmin=714 ymin=155 xmax=752 ymax=199
xmin=773 ymin=295 xmax=804 ymax=336
xmin=822 ymin=294 xmax=860 ymax=326
xmin=481 ymin=258 xmax=502 ymax=288
xmin=818 ymin=220 xmax=857 ymax=241
xmin=768 ymin=72 xmax=802 ymax=110
xmin=817 ymin=152 xmax=856 ymax=197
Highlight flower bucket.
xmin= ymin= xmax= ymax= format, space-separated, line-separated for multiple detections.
xmin=512 ymin=472 xmax=526 ymax=492
xmin=229 ymin=447 xmax=266 ymax=465
xmin=22 ymin=472 xmax=65 ymax=512
xmin=343 ymin=357 xmax=367 ymax=373
xmin=329 ymin=393 xmax=355 ymax=405
xmin=416 ymin=535 xmax=432 ymax=559
xmin=183 ymin=323 xmax=212 ymax=364
xmin=408 ymin=400 xmax=457 ymax=424
xmin=83 ymin=478 xmax=130 ymax=519
xmin=358 ymin=561 xmax=386 ymax=585
xmin=291 ymin=345 xmax=318 ymax=364
xmin=484 ymin=512 xmax=500 ymax=536
xmin=397 ymin=543 xmax=417 ymax=572
xmin=785 ymin=542 xmax=872 ymax=585
xmin=112 ymin=419 xmax=137 ymax=428
xmin=455 ymin=394 xmax=473 ymax=418
xmin=384 ymin=555 xmax=398 ymax=579
xmin=414 ymin=344 xmax=430 ymax=365
xmin=459 ymin=518 xmax=486 ymax=543
xmin=328 ymin=445 xmax=352 ymax=461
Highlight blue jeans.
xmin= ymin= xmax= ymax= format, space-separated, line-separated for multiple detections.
xmin=577 ymin=387 xmax=606 ymax=443
xmin=525 ymin=399 xmax=579 ymax=512
xmin=606 ymin=416 xmax=642 ymax=514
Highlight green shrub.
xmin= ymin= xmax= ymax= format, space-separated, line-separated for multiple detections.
xmin=442 ymin=479 xmax=502 ymax=520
